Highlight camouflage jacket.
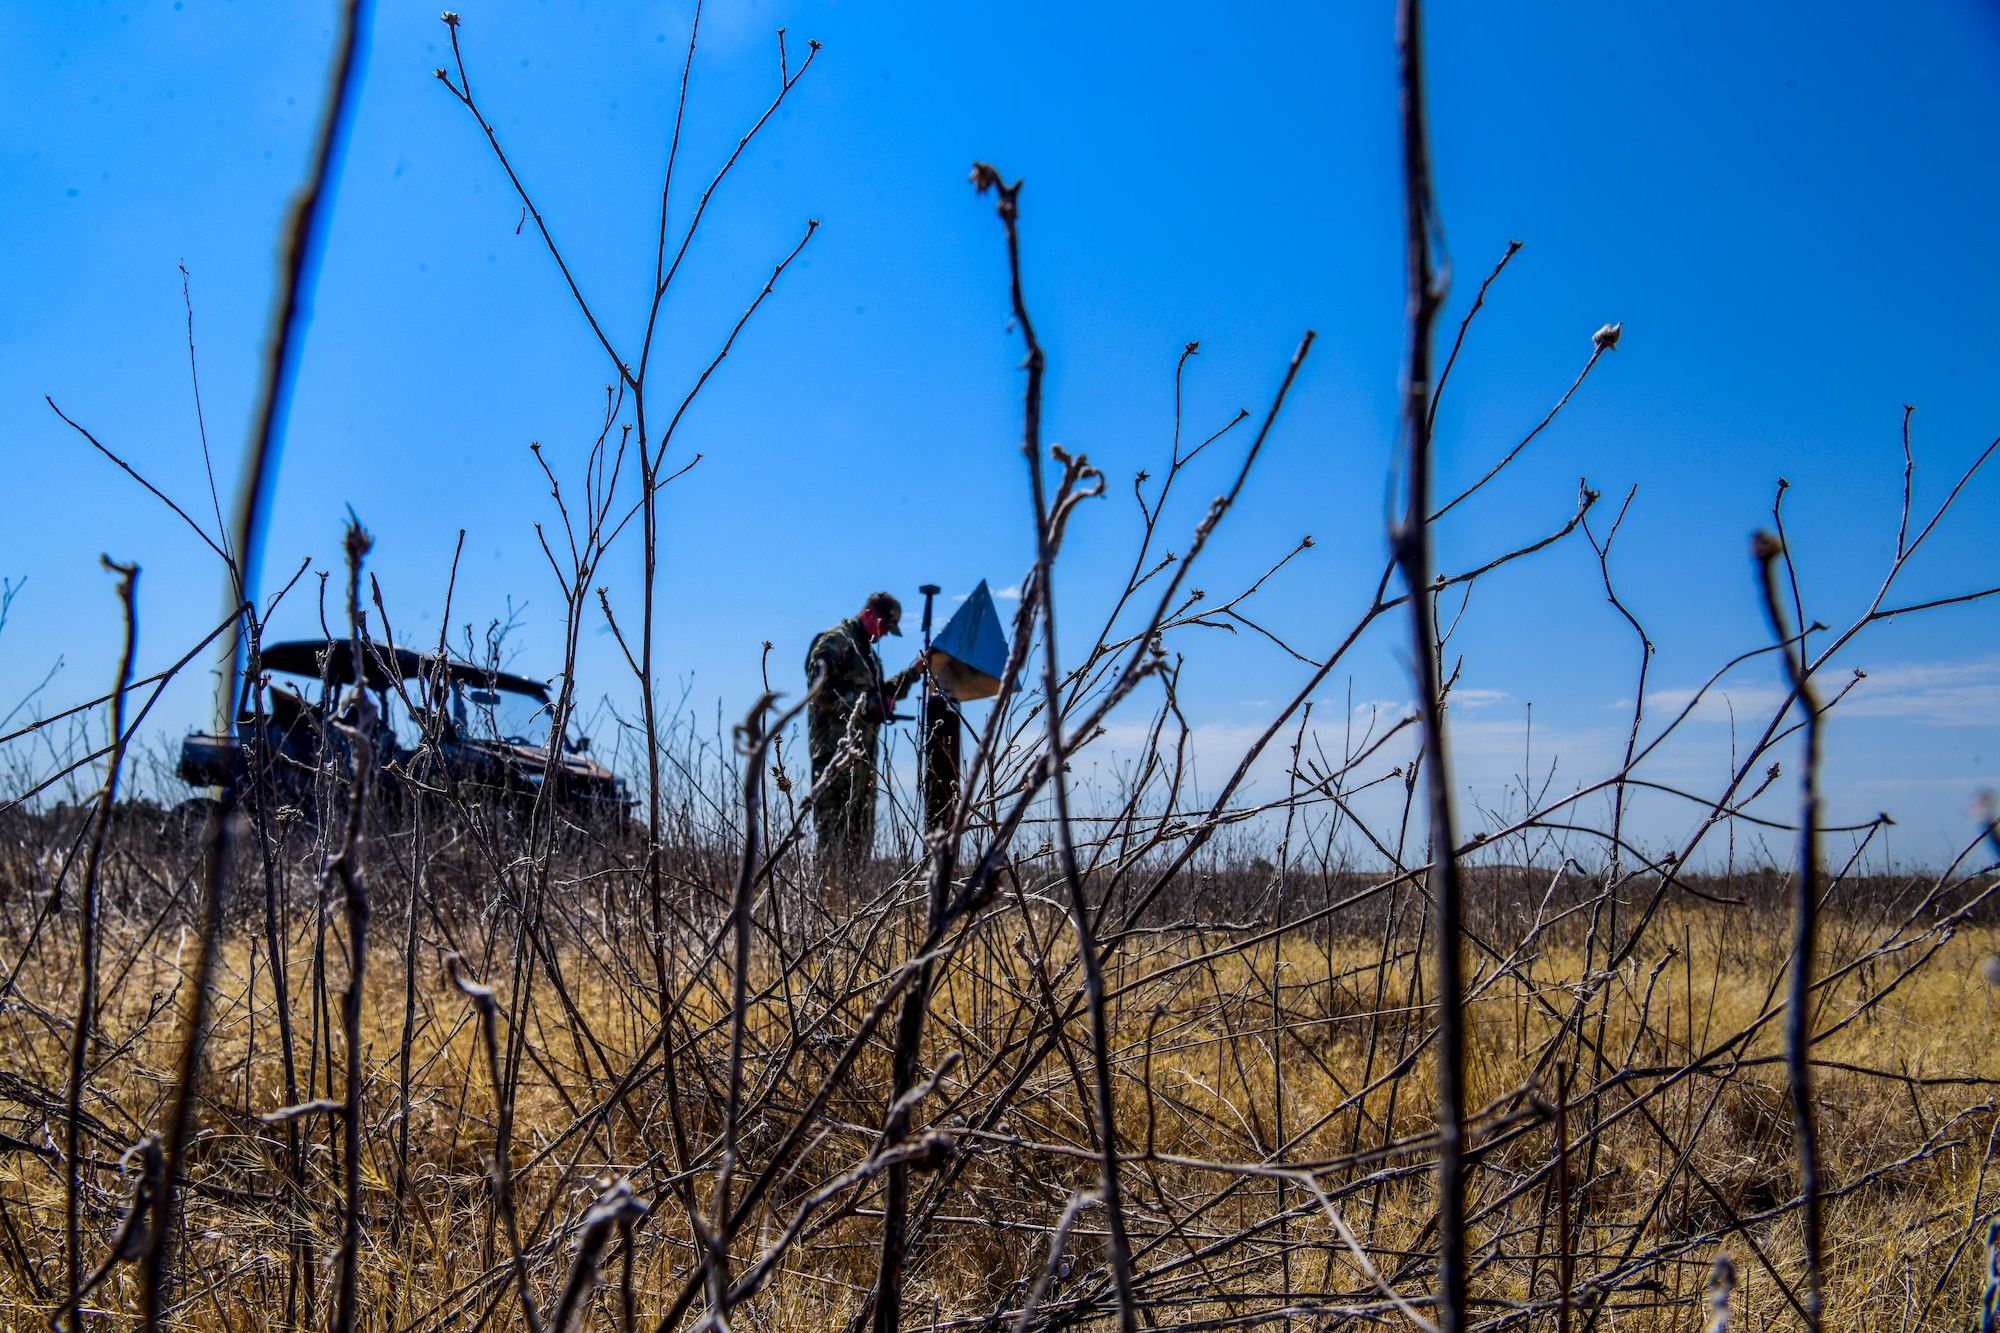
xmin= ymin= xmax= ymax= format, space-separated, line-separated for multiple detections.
xmin=805 ymin=617 xmax=920 ymax=758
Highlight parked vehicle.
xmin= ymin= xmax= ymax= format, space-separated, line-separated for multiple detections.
xmin=177 ymin=638 xmax=628 ymax=820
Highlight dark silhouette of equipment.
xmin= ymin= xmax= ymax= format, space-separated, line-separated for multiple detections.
xmin=917 ymin=585 xmax=952 ymax=832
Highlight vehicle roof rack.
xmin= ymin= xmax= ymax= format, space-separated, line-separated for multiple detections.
xmin=258 ymin=638 xmax=551 ymax=702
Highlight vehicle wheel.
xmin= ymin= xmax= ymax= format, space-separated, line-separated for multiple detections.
xmin=166 ymin=796 xmax=223 ymax=841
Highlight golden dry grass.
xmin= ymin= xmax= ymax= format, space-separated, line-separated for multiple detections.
xmin=1 ymin=873 xmax=1994 ymax=1333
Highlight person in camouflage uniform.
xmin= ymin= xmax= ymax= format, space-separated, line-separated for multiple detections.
xmin=806 ymin=591 xmax=922 ymax=882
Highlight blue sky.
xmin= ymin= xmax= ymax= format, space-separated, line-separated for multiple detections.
xmin=4 ymin=0 xmax=1998 ymax=864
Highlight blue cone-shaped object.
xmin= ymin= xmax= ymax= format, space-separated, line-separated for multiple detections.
xmin=927 ymin=580 xmax=1011 ymax=701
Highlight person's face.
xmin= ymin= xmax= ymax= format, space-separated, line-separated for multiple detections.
xmin=861 ymin=608 xmax=887 ymax=641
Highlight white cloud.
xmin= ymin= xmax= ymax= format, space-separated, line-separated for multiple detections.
xmin=1641 ymin=656 xmax=2000 ymax=729
xmin=1841 ymin=657 xmax=2000 ymax=725
xmin=1003 ymin=653 xmax=1998 ymax=864
xmin=1450 ymin=688 xmax=1511 ymax=713
xmin=1640 ymin=683 xmax=1789 ymax=724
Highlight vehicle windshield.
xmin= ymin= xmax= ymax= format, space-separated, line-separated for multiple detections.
xmin=261 ymin=670 xmax=558 ymax=750
xmin=454 ymin=680 xmax=553 ymax=747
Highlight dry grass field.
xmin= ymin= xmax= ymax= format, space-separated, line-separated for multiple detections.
xmin=1 ymin=811 xmax=1995 ymax=1332
xmin=7 ymin=2 xmax=1999 ymax=1330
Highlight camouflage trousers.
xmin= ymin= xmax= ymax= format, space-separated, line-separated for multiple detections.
xmin=809 ymin=723 xmax=879 ymax=881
